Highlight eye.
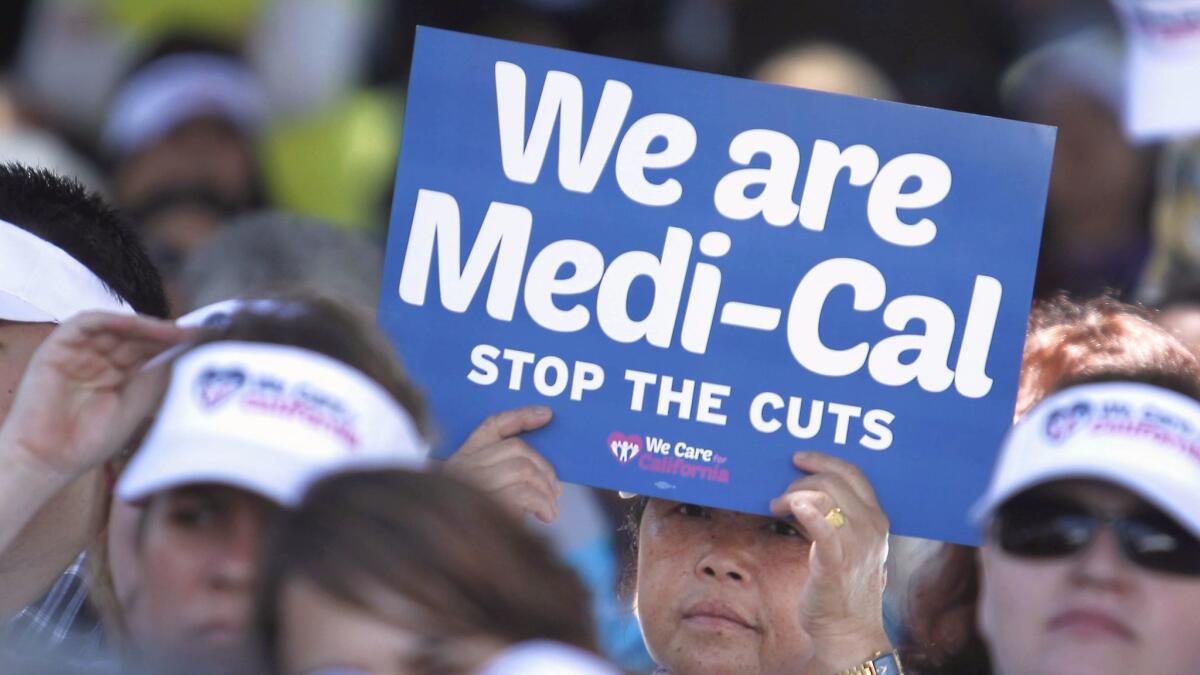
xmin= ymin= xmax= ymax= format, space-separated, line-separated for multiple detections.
xmin=167 ymin=497 xmax=223 ymax=530
xmin=676 ymin=503 xmax=708 ymax=518
xmin=769 ymin=519 xmax=807 ymax=539
xmin=169 ymin=503 xmax=217 ymax=528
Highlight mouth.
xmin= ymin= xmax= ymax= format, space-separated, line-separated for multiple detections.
xmin=194 ymin=621 xmax=246 ymax=648
xmin=682 ymin=600 xmax=757 ymax=632
xmin=1047 ymin=609 xmax=1136 ymax=641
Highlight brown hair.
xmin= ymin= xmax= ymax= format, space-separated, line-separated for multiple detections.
xmin=902 ymin=294 xmax=1200 ymax=674
xmin=255 ymin=469 xmax=598 ymax=674
xmin=1014 ymin=294 xmax=1200 ymax=416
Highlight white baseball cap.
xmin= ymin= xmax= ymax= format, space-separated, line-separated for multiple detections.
xmin=117 ymin=340 xmax=428 ymax=507
xmin=1112 ymin=0 xmax=1200 ymax=141
xmin=971 ymin=381 xmax=1200 ymax=537
xmin=0 ymin=217 xmax=133 ymax=322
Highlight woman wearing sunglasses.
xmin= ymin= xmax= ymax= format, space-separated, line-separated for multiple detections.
xmin=971 ymin=378 xmax=1200 ymax=675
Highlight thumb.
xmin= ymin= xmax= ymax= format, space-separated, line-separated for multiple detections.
xmin=459 ymin=405 xmax=553 ymax=453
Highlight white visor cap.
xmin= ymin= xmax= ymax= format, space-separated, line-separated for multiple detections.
xmin=0 ymin=218 xmax=133 ymax=322
xmin=971 ymin=381 xmax=1200 ymax=538
xmin=117 ymin=341 xmax=428 ymax=507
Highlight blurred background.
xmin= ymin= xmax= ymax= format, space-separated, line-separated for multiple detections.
xmin=3 ymin=0 xmax=1196 ymax=317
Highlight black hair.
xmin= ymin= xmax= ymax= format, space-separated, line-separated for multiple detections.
xmin=617 ymin=495 xmax=650 ymax=599
xmin=0 ymin=163 xmax=168 ymax=317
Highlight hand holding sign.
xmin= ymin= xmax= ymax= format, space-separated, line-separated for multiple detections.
xmin=445 ymin=405 xmax=563 ymax=523
xmin=769 ymin=452 xmax=891 ymax=673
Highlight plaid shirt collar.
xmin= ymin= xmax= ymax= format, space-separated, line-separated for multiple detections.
xmin=3 ymin=552 xmax=105 ymax=655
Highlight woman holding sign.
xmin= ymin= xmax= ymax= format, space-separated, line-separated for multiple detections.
xmin=625 ymin=453 xmax=899 ymax=675
xmin=447 ymin=403 xmax=898 ymax=674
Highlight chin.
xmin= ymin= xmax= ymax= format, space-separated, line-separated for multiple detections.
xmin=1024 ymin=645 xmax=1138 ymax=675
xmin=653 ymin=639 xmax=760 ymax=675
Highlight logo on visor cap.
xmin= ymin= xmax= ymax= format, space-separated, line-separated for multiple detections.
xmin=195 ymin=367 xmax=246 ymax=409
xmin=1044 ymin=401 xmax=1093 ymax=442
xmin=193 ymin=364 xmax=362 ymax=450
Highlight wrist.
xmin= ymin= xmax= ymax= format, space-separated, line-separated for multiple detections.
xmin=811 ymin=629 xmax=893 ymax=675
xmin=0 ymin=430 xmax=76 ymax=493
xmin=829 ymin=649 xmax=903 ymax=675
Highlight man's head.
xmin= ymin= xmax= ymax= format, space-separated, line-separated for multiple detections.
xmin=178 ymin=211 xmax=385 ymax=314
xmin=105 ymin=48 xmax=266 ymax=285
xmin=0 ymin=163 xmax=165 ymax=582
xmin=0 ymin=159 xmax=165 ymax=413
xmin=975 ymin=381 xmax=1200 ymax=675
xmin=112 ymin=297 xmax=430 ymax=672
xmin=0 ymin=163 xmax=167 ymax=415
xmin=0 ymin=163 xmax=168 ymax=321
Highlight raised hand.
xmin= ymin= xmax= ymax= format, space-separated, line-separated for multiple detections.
xmin=768 ymin=451 xmax=892 ymax=673
xmin=444 ymin=405 xmax=562 ymax=523
xmin=0 ymin=311 xmax=187 ymax=482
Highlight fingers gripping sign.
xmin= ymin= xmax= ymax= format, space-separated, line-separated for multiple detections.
xmin=444 ymin=405 xmax=563 ymax=523
xmin=768 ymin=451 xmax=893 ymax=673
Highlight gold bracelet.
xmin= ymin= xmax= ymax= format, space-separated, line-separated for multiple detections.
xmin=832 ymin=650 xmax=904 ymax=675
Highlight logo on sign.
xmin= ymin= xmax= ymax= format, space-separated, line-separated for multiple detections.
xmin=634 ymin=434 xmax=731 ymax=484
xmin=608 ymin=432 xmax=643 ymax=464
xmin=195 ymin=368 xmax=246 ymax=409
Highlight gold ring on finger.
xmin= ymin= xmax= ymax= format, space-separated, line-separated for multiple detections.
xmin=824 ymin=506 xmax=846 ymax=529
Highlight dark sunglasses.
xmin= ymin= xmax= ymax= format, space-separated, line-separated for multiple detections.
xmin=991 ymin=494 xmax=1200 ymax=576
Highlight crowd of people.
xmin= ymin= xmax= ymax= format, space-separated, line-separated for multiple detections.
xmin=1 ymin=1 xmax=1200 ymax=674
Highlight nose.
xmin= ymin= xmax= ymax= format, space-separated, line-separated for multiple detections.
xmin=1069 ymin=526 xmax=1133 ymax=592
xmin=210 ymin=506 xmax=265 ymax=590
xmin=695 ymin=527 xmax=754 ymax=583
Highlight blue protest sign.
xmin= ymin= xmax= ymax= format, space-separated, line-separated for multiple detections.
xmin=379 ymin=27 xmax=1054 ymax=544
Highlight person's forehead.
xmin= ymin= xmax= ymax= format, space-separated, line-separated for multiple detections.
xmin=1022 ymin=478 xmax=1147 ymax=511
xmin=0 ymin=319 xmax=55 ymax=338
xmin=157 ymin=483 xmax=275 ymax=509
xmin=0 ymin=321 xmax=55 ymax=371
xmin=160 ymin=115 xmax=248 ymax=144
xmin=645 ymin=498 xmax=772 ymax=525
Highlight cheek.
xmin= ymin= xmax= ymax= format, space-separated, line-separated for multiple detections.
xmin=978 ymin=552 xmax=1055 ymax=653
xmin=756 ymin=550 xmax=812 ymax=648
xmin=140 ymin=531 xmax=208 ymax=603
xmin=125 ymin=535 xmax=205 ymax=647
xmin=108 ymin=503 xmax=143 ymax=606
xmin=0 ymin=331 xmax=49 ymax=417
xmin=0 ymin=372 xmax=18 ymax=419
xmin=1138 ymin=582 xmax=1200 ymax=664
xmin=634 ymin=524 xmax=696 ymax=648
